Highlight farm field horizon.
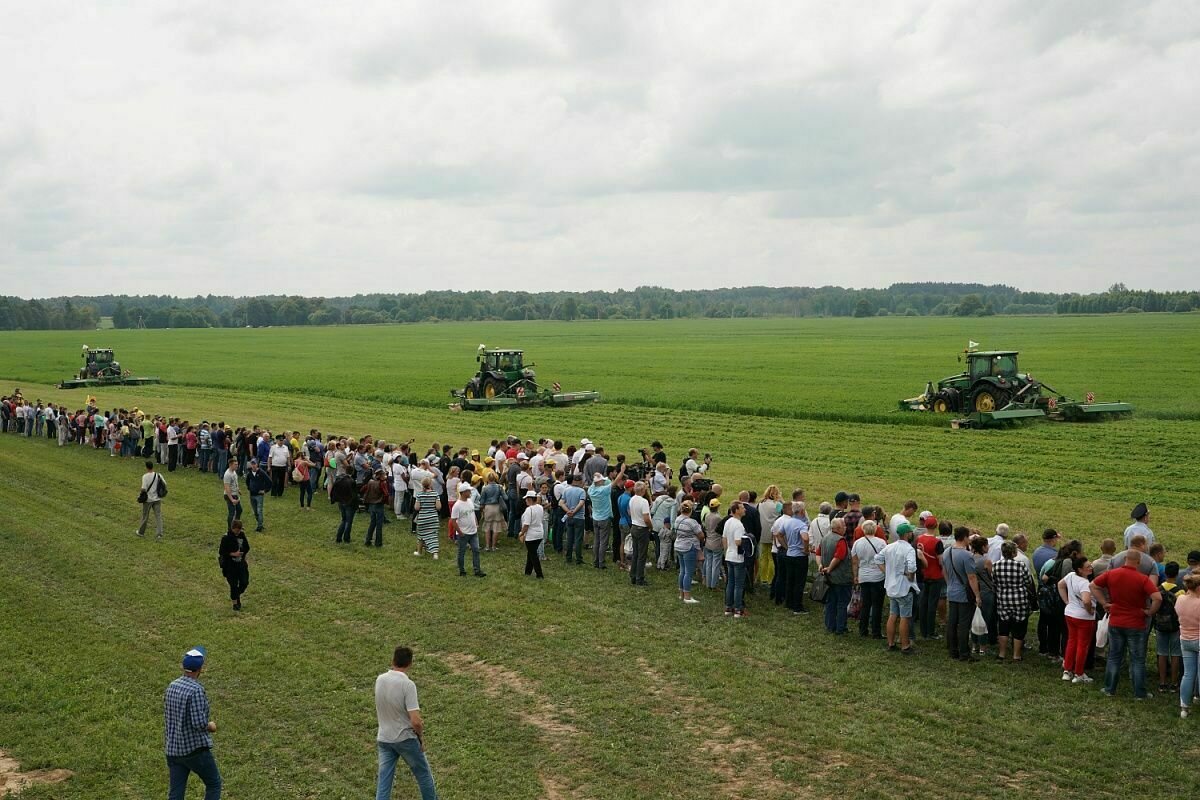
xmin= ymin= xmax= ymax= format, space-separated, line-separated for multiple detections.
xmin=2 ymin=314 xmax=1200 ymax=799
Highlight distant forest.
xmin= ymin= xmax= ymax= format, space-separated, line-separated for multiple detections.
xmin=0 ymin=282 xmax=1196 ymax=330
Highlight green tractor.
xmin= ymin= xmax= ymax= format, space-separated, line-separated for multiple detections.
xmin=462 ymin=347 xmax=536 ymax=400
xmin=57 ymin=345 xmax=161 ymax=389
xmin=899 ymin=345 xmax=1133 ymax=428
xmin=452 ymin=345 xmax=600 ymax=410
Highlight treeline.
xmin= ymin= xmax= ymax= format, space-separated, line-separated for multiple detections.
xmin=1 ymin=283 xmax=1197 ymax=330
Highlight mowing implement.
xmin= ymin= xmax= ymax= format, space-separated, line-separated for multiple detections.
xmin=450 ymin=345 xmax=600 ymax=410
xmin=898 ymin=343 xmax=1133 ymax=429
xmin=57 ymin=345 xmax=162 ymax=389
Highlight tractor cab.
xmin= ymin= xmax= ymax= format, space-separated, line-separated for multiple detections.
xmin=968 ymin=351 xmax=1018 ymax=382
xmin=80 ymin=347 xmax=121 ymax=379
xmin=480 ymin=349 xmax=525 ymax=375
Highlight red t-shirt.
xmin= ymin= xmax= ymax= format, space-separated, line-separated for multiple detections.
xmin=1094 ymin=564 xmax=1158 ymax=629
xmin=917 ymin=534 xmax=944 ymax=580
xmin=834 ymin=539 xmax=848 ymax=561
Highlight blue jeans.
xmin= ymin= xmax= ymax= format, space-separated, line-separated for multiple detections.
xmin=366 ymin=503 xmax=385 ymax=545
xmin=215 ymin=450 xmax=229 ymax=477
xmin=167 ymin=748 xmax=222 ymax=800
xmin=198 ymin=449 xmax=211 ymax=472
xmin=225 ymin=497 xmax=242 ymax=531
xmin=677 ymin=546 xmax=697 ymax=593
xmin=337 ymin=502 xmax=356 ymax=542
xmin=724 ymin=560 xmax=746 ymax=611
xmin=825 ymin=583 xmax=851 ymax=633
xmin=1105 ymin=625 xmax=1150 ymax=697
xmin=1181 ymin=638 xmax=1199 ymax=709
xmin=564 ymin=517 xmax=585 ymax=562
xmin=376 ymin=738 xmax=437 ymax=800
xmin=507 ymin=496 xmax=522 ymax=537
xmin=249 ymin=494 xmax=265 ymax=529
xmin=457 ymin=532 xmax=481 ymax=572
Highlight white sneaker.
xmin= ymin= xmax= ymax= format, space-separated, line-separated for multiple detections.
xmin=1072 ymin=674 xmax=1094 ymax=684
xmin=1062 ymin=671 xmax=1072 ymax=681
xmin=1182 ymin=707 xmax=1189 ymax=719
xmin=432 ymin=554 xmax=439 ymax=560
xmin=684 ymin=598 xmax=700 ymax=604
xmin=413 ymin=551 xmax=421 ymax=556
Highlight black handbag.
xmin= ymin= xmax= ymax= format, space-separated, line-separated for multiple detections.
xmin=809 ymin=571 xmax=829 ymax=603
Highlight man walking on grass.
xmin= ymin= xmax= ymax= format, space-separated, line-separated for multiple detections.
xmin=164 ymin=646 xmax=221 ymax=800
xmin=137 ymin=460 xmax=167 ymax=540
xmin=375 ymin=645 xmax=437 ymax=800
xmin=245 ymin=459 xmax=271 ymax=532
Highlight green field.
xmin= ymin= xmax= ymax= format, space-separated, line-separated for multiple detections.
xmin=2 ymin=315 xmax=1199 ymax=799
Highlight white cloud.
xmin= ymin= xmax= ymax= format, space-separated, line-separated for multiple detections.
xmin=0 ymin=0 xmax=1197 ymax=297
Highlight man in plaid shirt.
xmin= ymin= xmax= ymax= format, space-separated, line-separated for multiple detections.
xmin=164 ymin=646 xmax=222 ymax=799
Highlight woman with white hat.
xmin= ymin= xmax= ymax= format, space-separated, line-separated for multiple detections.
xmin=519 ymin=490 xmax=545 ymax=578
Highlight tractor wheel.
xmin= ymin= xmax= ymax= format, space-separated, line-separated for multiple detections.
xmin=483 ymin=378 xmax=504 ymax=399
xmin=932 ymin=396 xmax=949 ymax=413
xmin=464 ymin=382 xmax=478 ymax=400
xmin=972 ymin=388 xmax=1010 ymax=414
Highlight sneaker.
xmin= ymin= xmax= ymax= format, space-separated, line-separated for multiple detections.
xmin=1181 ymin=707 xmax=1189 ymax=719
xmin=1072 ymin=674 xmax=1094 ymax=684
xmin=413 ymin=551 xmax=421 ymax=556
xmin=1100 ymin=688 xmax=1115 ymax=697
xmin=1134 ymin=692 xmax=1154 ymax=701
xmin=459 ymin=570 xmax=467 ymax=577
xmin=739 ymin=610 xmax=748 ymax=618
xmin=684 ymin=598 xmax=700 ymax=604
xmin=1062 ymin=671 xmax=1073 ymax=681
xmin=724 ymin=608 xmax=733 ymax=616
xmin=888 ymin=644 xmax=900 ymax=652
xmin=432 ymin=554 xmax=439 ymax=560
xmin=475 ymin=571 xmax=487 ymax=578
xmin=135 ymin=530 xmax=144 ymax=537
xmin=901 ymin=647 xmax=916 ymax=656
xmin=733 ymin=612 xmax=743 ymax=618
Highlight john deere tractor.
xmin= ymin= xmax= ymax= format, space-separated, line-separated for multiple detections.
xmin=57 ymin=345 xmax=161 ymax=389
xmin=451 ymin=345 xmax=600 ymax=410
xmin=899 ymin=345 xmax=1132 ymax=428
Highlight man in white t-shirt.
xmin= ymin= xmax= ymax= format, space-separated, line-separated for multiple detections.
xmin=268 ymin=436 xmax=291 ymax=497
xmin=519 ymin=490 xmax=545 ymax=579
xmin=722 ymin=502 xmax=748 ymax=617
xmin=987 ymin=523 xmax=1010 ymax=565
xmin=889 ymin=500 xmax=918 ymax=540
xmin=628 ymin=482 xmax=653 ymax=587
xmin=453 ymin=483 xmax=485 ymax=578
xmin=375 ymin=645 xmax=436 ymax=800
xmin=390 ymin=458 xmax=409 ymax=518
xmin=851 ymin=521 xmax=887 ymax=638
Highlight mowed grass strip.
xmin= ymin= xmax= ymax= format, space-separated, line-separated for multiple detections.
xmin=0 ymin=426 xmax=1196 ymax=798
xmin=2 ymin=314 xmax=1199 ymax=421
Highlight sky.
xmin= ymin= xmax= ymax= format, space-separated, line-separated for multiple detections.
xmin=1 ymin=1 xmax=1198 ymax=298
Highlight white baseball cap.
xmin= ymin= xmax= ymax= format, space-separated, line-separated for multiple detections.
xmin=524 ymin=490 xmax=538 ymax=498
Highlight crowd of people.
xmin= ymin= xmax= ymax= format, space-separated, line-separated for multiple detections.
xmin=9 ymin=393 xmax=1200 ymax=798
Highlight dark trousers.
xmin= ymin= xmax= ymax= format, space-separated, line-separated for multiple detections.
xmin=1039 ymin=610 xmax=1067 ymax=657
xmin=365 ymin=503 xmax=384 ymax=546
xmin=337 ymin=502 xmax=356 ymax=542
xmin=948 ymin=601 xmax=974 ymax=659
xmin=630 ymin=526 xmax=650 ymax=584
xmin=299 ymin=480 xmax=314 ymax=507
xmin=507 ymin=496 xmax=522 ymax=537
xmin=270 ymin=466 xmax=286 ymax=497
xmin=771 ymin=553 xmax=784 ymax=603
xmin=167 ymin=748 xmax=222 ymax=800
xmin=564 ymin=518 xmax=585 ymax=563
xmin=167 ymin=443 xmax=179 ymax=471
xmin=859 ymin=581 xmax=885 ymax=637
xmin=919 ymin=578 xmax=944 ymax=638
xmin=784 ymin=555 xmax=808 ymax=611
xmin=223 ymin=564 xmax=249 ymax=602
xmin=524 ymin=539 xmax=544 ymax=577
xmin=225 ymin=498 xmax=242 ymax=531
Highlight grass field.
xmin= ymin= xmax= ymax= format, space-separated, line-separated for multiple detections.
xmin=2 ymin=315 xmax=1199 ymax=799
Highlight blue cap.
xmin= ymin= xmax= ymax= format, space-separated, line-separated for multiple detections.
xmin=182 ymin=646 xmax=207 ymax=671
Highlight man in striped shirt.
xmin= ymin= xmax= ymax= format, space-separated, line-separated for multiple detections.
xmin=164 ymin=646 xmax=222 ymax=799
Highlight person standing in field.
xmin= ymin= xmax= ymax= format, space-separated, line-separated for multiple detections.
xmin=1176 ymin=573 xmax=1200 ymax=718
xmin=268 ymin=434 xmax=290 ymax=497
xmin=874 ymin=522 xmax=921 ymax=655
xmin=1058 ymin=554 xmax=1096 ymax=684
xmin=992 ymin=541 xmax=1032 ymax=662
xmin=413 ymin=477 xmax=441 ymax=559
xmin=819 ymin=518 xmax=853 ymax=634
xmin=244 ymin=459 xmax=271 ymax=533
xmin=722 ymin=501 xmax=749 ymax=617
xmin=559 ymin=473 xmax=587 ymax=565
xmin=375 ymin=645 xmax=437 ymax=800
xmin=942 ymin=526 xmax=982 ymax=661
xmin=331 ymin=464 xmax=358 ymax=544
xmin=673 ymin=500 xmax=703 ymax=604
xmin=520 ymin=490 xmax=546 ymax=578
xmin=219 ymin=520 xmax=250 ymax=612
xmin=223 ymin=458 xmax=242 ymax=532
xmin=294 ymin=449 xmax=316 ymax=510
xmin=1124 ymin=502 xmax=1154 ymax=549
xmin=479 ymin=472 xmax=506 ymax=552
xmin=453 ymin=483 xmax=485 ymax=577
xmin=164 ymin=646 xmax=221 ymax=800
xmin=362 ymin=468 xmax=389 ymax=548
xmin=137 ymin=460 xmax=167 ymax=540
xmin=628 ymin=480 xmax=653 ymax=586
xmin=851 ymin=520 xmax=887 ymax=639
xmin=588 ymin=472 xmax=614 ymax=570
xmin=1091 ymin=549 xmax=1162 ymax=699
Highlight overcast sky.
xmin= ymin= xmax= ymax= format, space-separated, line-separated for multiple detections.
xmin=2 ymin=1 xmax=1198 ymax=298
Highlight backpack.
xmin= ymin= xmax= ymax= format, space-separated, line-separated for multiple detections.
xmin=1038 ymin=560 xmax=1065 ymax=615
xmin=1156 ymin=584 xmax=1181 ymax=633
xmin=156 ymin=475 xmax=168 ymax=498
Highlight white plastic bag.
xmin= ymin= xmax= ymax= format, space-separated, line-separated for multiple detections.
xmin=970 ymin=606 xmax=988 ymax=636
xmin=623 ymin=534 xmax=633 ymax=557
xmin=1095 ymin=615 xmax=1109 ymax=649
